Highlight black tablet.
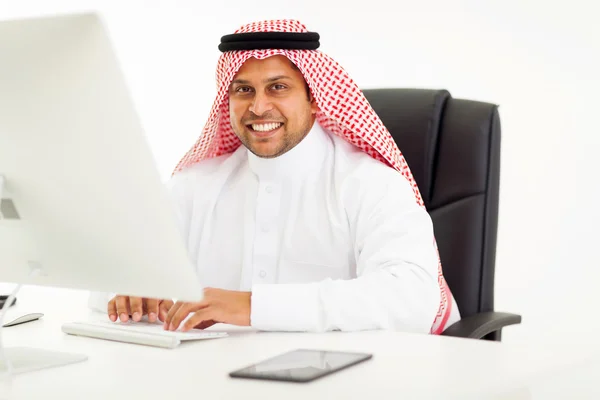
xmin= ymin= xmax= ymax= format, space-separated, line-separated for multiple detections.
xmin=229 ymin=349 xmax=372 ymax=383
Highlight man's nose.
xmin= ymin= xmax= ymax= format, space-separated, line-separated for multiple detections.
xmin=249 ymin=92 xmax=273 ymax=116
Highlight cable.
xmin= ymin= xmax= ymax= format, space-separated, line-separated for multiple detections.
xmin=0 ymin=176 xmax=41 ymax=375
xmin=0 ymin=283 xmax=21 ymax=375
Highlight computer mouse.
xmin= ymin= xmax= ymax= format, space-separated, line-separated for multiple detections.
xmin=2 ymin=313 xmax=44 ymax=327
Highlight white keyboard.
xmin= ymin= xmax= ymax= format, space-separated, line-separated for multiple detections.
xmin=62 ymin=320 xmax=228 ymax=349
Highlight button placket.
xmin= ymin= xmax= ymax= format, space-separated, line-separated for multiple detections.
xmin=253 ymin=181 xmax=279 ymax=283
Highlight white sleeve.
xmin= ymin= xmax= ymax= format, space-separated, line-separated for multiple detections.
xmin=250 ymin=169 xmax=441 ymax=333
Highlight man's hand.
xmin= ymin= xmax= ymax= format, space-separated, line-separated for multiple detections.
xmin=164 ymin=288 xmax=251 ymax=332
xmin=107 ymin=296 xmax=174 ymax=323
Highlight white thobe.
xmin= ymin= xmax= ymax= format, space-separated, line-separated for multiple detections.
xmin=90 ymin=121 xmax=460 ymax=333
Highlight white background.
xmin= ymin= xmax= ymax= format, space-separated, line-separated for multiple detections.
xmin=1 ymin=0 xmax=598 ymax=347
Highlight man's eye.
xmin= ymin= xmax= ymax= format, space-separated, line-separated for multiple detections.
xmin=235 ymin=86 xmax=252 ymax=93
xmin=272 ymin=84 xmax=287 ymax=90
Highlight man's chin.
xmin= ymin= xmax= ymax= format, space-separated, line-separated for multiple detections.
xmin=247 ymin=142 xmax=288 ymax=159
xmin=249 ymin=148 xmax=281 ymax=159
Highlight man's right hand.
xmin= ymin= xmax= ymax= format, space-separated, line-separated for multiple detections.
xmin=107 ymin=296 xmax=174 ymax=323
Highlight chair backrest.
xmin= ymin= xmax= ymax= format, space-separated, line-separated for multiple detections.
xmin=361 ymin=88 xmax=501 ymax=320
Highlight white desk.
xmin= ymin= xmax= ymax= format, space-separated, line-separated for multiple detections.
xmin=524 ymin=356 xmax=600 ymax=399
xmin=0 ymin=286 xmax=598 ymax=400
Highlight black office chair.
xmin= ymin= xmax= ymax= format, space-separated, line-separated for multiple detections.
xmin=362 ymin=88 xmax=521 ymax=341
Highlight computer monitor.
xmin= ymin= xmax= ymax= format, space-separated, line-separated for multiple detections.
xmin=0 ymin=12 xmax=204 ymax=372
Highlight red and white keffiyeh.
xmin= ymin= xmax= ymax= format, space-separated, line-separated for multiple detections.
xmin=173 ymin=20 xmax=453 ymax=334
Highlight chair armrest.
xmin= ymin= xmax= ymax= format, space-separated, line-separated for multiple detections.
xmin=441 ymin=311 xmax=522 ymax=339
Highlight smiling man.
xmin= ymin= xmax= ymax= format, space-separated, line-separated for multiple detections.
xmin=94 ymin=20 xmax=461 ymax=334
xmin=228 ymin=56 xmax=318 ymax=159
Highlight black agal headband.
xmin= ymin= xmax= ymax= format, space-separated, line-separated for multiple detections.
xmin=218 ymin=31 xmax=320 ymax=52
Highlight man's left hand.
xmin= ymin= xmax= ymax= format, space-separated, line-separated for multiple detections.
xmin=164 ymin=288 xmax=251 ymax=332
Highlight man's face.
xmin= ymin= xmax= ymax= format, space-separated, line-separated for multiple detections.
xmin=228 ymin=55 xmax=318 ymax=158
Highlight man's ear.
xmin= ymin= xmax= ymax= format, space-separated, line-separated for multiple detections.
xmin=310 ymin=97 xmax=319 ymax=115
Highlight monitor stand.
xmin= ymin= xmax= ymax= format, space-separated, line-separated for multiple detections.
xmin=0 ymin=347 xmax=88 ymax=375
xmin=0 ymin=175 xmax=88 ymax=375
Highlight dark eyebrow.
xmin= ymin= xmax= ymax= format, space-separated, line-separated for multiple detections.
xmin=264 ymin=75 xmax=292 ymax=83
xmin=231 ymin=75 xmax=293 ymax=86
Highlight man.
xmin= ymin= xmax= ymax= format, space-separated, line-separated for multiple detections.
xmin=91 ymin=19 xmax=460 ymax=334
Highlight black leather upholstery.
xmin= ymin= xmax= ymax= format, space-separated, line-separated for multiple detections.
xmin=362 ymin=88 xmax=519 ymax=340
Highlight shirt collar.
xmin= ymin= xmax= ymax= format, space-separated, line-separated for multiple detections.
xmin=246 ymin=120 xmax=331 ymax=180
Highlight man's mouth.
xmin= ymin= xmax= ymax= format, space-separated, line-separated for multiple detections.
xmin=247 ymin=122 xmax=283 ymax=132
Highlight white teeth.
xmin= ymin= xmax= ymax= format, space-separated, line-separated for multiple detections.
xmin=251 ymin=123 xmax=282 ymax=132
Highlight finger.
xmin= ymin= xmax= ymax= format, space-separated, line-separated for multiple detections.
xmin=164 ymin=302 xmax=184 ymax=329
xmin=168 ymin=303 xmax=196 ymax=331
xmin=129 ymin=297 xmax=144 ymax=322
xmin=158 ymin=300 xmax=174 ymax=323
xmin=115 ymin=296 xmax=130 ymax=322
xmin=193 ymin=319 xmax=217 ymax=331
xmin=182 ymin=310 xmax=215 ymax=332
xmin=146 ymin=298 xmax=160 ymax=323
xmin=107 ymin=297 xmax=118 ymax=322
